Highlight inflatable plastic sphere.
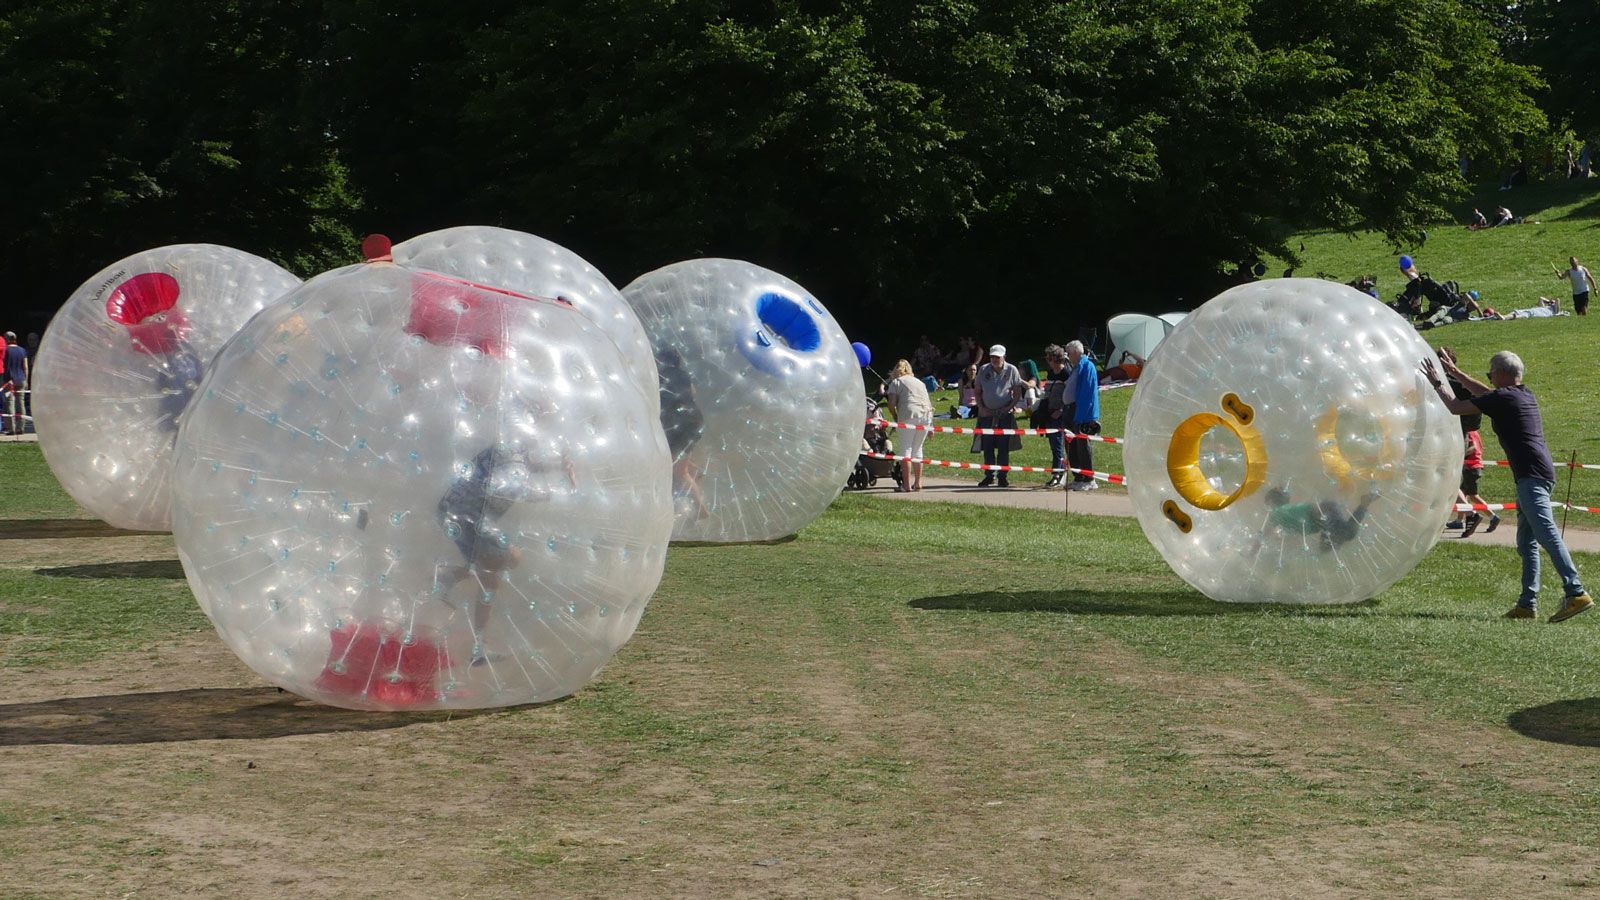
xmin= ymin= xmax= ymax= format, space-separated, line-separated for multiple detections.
xmin=170 ymin=259 xmax=673 ymax=710
xmin=623 ymin=259 xmax=863 ymax=542
xmin=1123 ymin=279 xmax=1459 ymax=605
xmin=392 ymin=226 xmax=658 ymax=415
xmin=33 ymin=245 xmax=302 ymax=530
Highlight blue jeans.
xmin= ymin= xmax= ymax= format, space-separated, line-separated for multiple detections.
xmin=1514 ymin=478 xmax=1585 ymax=607
xmin=1047 ymin=417 xmax=1066 ymax=473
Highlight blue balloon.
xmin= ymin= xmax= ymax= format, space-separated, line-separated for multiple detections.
xmin=852 ymin=342 xmax=871 ymax=367
xmin=1399 ymin=255 xmax=1414 ymax=271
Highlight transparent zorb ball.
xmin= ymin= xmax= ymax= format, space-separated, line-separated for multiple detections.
xmin=623 ymin=259 xmax=863 ymax=542
xmin=33 ymin=245 xmax=302 ymax=530
xmin=171 ymin=257 xmax=672 ymax=710
xmin=1124 ymin=279 xmax=1459 ymax=604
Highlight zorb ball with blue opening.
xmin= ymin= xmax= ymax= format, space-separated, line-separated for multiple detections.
xmin=33 ymin=245 xmax=302 ymax=530
xmin=170 ymin=256 xmax=673 ymax=710
xmin=1123 ymin=278 xmax=1459 ymax=605
xmin=623 ymin=259 xmax=863 ymax=542
xmin=393 ymin=226 xmax=659 ymax=415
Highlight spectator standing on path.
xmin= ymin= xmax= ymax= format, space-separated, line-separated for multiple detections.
xmin=1562 ymin=257 xmax=1596 ymax=316
xmin=1063 ymin=340 xmax=1101 ymax=491
xmin=1041 ymin=345 xmax=1071 ymax=488
xmin=973 ymin=345 xmax=1023 ymax=488
xmin=883 ymin=359 xmax=933 ymax=492
xmin=1423 ymin=350 xmax=1592 ymax=622
xmin=2 ymin=332 xmax=28 ymax=435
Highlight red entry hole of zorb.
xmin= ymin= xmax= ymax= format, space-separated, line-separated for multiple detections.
xmin=104 ymin=272 xmax=190 ymax=354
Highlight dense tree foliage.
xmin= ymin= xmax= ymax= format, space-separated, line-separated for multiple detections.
xmin=1516 ymin=0 xmax=1600 ymax=138
xmin=2 ymin=0 xmax=1568 ymax=344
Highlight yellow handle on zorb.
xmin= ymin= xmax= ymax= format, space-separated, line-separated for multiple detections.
xmin=1165 ymin=392 xmax=1268 ymax=514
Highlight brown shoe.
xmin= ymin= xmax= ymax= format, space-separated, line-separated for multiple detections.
xmin=1550 ymin=594 xmax=1594 ymax=623
xmin=1503 ymin=605 xmax=1536 ymax=620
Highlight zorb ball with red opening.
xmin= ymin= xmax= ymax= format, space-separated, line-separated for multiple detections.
xmin=170 ymin=251 xmax=672 ymax=710
xmin=1123 ymin=279 xmax=1459 ymax=605
xmin=623 ymin=258 xmax=862 ymax=542
xmin=33 ymin=245 xmax=302 ymax=530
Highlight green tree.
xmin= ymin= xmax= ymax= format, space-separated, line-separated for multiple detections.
xmin=0 ymin=1 xmax=358 ymax=318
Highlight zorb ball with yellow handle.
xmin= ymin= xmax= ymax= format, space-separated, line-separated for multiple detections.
xmin=1124 ymin=279 xmax=1459 ymax=604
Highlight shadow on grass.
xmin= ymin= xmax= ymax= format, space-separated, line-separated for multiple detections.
xmin=0 ymin=518 xmax=163 ymax=540
xmin=35 ymin=559 xmax=185 ymax=580
xmin=906 ymin=590 xmax=1478 ymax=619
xmin=1507 ymin=698 xmax=1600 ymax=748
xmin=0 ymin=687 xmax=502 ymax=746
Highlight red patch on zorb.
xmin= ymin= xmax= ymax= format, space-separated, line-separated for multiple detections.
xmin=402 ymin=272 xmax=525 ymax=357
xmin=104 ymin=272 xmax=189 ymax=354
xmin=314 ymin=622 xmax=449 ymax=707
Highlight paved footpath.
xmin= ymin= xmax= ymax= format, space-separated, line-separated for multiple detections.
xmin=864 ymin=475 xmax=1600 ymax=554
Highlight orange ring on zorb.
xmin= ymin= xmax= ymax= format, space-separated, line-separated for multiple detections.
xmin=1165 ymin=393 xmax=1268 ymax=512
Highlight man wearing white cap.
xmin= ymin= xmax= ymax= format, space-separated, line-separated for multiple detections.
xmin=974 ymin=344 xmax=1023 ymax=487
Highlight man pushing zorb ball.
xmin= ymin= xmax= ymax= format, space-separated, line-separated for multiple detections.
xmin=1124 ymin=279 xmax=1460 ymax=604
xmin=623 ymin=259 xmax=863 ymax=543
xmin=169 ymin=238 xmax=673 ymax=710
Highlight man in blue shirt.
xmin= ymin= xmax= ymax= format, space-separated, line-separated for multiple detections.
xmin=1424 ymin=350 xmax=1591 ymax=622
xmin=1063 ymin=340 xmax=1100 ymax=491
xmin=2 ymin=332 xmax=27 ymax=436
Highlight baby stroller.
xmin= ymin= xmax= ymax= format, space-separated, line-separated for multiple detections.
xmin=847 ymin=397 xmax=904 ymax=490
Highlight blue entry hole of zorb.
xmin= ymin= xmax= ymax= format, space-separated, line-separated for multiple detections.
xmin=755 ymin=292 xmax=822 ymax=352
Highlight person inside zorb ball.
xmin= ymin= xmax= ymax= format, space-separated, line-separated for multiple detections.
xmin=170 ymin=241 xmax=673 ymax=710
xmin=622 ymin=258 xmax=863 ymax=543
xmin=1123 ymin=279 xmax=1460 ymax=604
xmin=33 ymin=245 xmax=302 ymax=530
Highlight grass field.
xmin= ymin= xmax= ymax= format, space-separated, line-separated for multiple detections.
xmin=5 ymin=437 xmax=1600 ymax=897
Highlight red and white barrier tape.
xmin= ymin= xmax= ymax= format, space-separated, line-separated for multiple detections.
xmin=868 ymin=417 xmax=1123 ymax=443
xmin=1479 ymin=459 xmax=1600 ymax=471
xmin=861 ymin=451 xmax=1126 ymax=484
xmin=860 ymin=452 xmax=1600 ymax=517
xmin=873 ymin=419 xmax=1600 ymax=470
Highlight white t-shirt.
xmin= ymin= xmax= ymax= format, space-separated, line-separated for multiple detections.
xmin=885 ymin=375 xmax=933 ymax=420
xmin=1570 ymin=266 xmax=1592 ymax=295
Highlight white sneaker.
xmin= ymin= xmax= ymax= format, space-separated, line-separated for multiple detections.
xmin=1083 ymin=481 xmax=1099 ymax=491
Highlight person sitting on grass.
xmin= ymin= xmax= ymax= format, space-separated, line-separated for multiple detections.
xmin=1421 ymin=292 xmax=1484 ymax=328
xmin=951 ymin=364 xmax=979 ymax=419
xmin=1423 ymin=350 xmax=1592 ymax=622
xmin=1482 ymin=297 xmax=1561 ymax=320
xmin=1469 ymin=208 xmax=1489 ymax=229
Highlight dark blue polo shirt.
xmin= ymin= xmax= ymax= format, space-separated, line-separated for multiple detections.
xmin=1471 ymin=384 xmax=1556 ymax=482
